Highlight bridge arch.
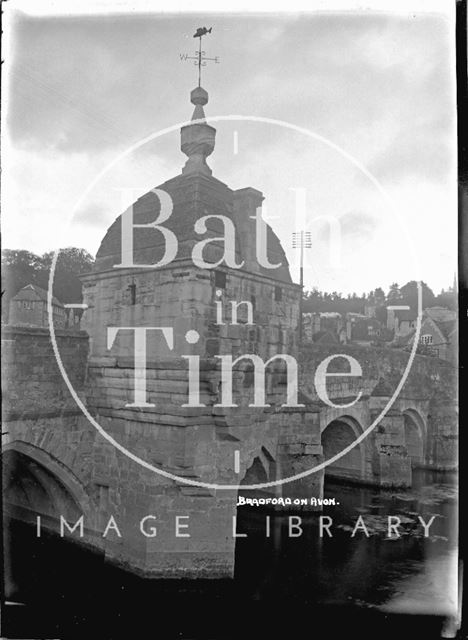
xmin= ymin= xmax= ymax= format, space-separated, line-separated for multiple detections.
xmin=2 ymin=441 xmax=96 ymax=604
xmin=234 ymin=445 xmax=279 ymax=584
xmin=321 ymin=415 xmax=366 ymax=482
xmin=2 ymin=441 xmax=92 ymax=519
xmin=402 ymin=408 xmax=426 ymax=467
xmin=239 ymin=445 xmax=277 ymax=490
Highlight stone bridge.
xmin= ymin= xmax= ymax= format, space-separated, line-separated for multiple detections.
xmin=2 ymin=324 xmax=457 ymax=582
xmin=3 ymin=79 xmax=458 ymax=583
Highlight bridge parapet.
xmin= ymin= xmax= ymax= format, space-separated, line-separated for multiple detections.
xmin=295 ymin=344 xmax=457 ymax=482
xmin=2 ymin=325 xmax=89 ymax=421
xmin=298 ymin=343 xmax=456 ymax=402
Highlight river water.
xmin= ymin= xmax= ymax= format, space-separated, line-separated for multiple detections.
xmin=235 ymin=469 xmax=458 ymax=626
xmin=3 ymin=470 xmax=459 ymax=639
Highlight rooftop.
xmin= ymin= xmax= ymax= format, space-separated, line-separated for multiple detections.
xmin=433 ymin=318 xmax=457 ymax=339
xmin=12 ymin=284 xmax=63 ymax=308
xmin=94 ymin=86 xmax=293 ymax=285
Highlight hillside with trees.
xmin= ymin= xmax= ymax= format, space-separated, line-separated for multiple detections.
xmin=2 ymin=245 xmax=456 ymax=323
xmin=303 ymin=280 xmax=456 ymax=316
xmin=1 ymin=248 xmax=94 ymax=320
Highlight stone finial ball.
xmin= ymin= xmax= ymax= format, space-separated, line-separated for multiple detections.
xmin=191 ymin=86 xmax=209 ymax=106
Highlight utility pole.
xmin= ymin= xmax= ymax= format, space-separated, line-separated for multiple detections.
xmin=292 ymin=231 xmax=312 ymax=345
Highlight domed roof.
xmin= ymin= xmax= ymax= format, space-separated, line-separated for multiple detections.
xmin=95 ymin=172 xmax=293 ymax=284
xmin=94 ymin=87 xmax=293 ymax=284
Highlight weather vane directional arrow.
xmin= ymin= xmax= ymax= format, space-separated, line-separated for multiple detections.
xmin=180 ymin=27 xmax=220 ymax=87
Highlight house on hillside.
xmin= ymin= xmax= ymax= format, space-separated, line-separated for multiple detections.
xmin=386 ymin=306 xmax=418 ymax=337
xmin=347 ymin=316 xmax=392 ymax=346
xmin=8 ymin=284 xmax=66 ymax=328
xmin=311 ymin=329 xmax=341 ymax=345
xmin=303 ymin=312 xmax=347 ymax=344
xmin=393 ymin=311 xmax=457 ymax=364
xmin=303 ymin=312 xmax=321 ymax=342
xmin=424 ymin=306 xmax=457 ymax=323
xmin=418 ymin=315 xmax=457 ymax=362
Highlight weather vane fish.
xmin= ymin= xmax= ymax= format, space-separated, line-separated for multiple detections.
xmin=180 ymin=27 xmax=220 ymax=87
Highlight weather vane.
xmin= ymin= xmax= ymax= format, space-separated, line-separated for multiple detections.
xmin=180 ymin=27 xmax=220 ymax=87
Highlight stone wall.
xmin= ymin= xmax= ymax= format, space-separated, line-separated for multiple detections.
xmin=298 ymin=343 xmax=458 ymax=480
xmin=2 ymin=326 xmax=458 ymax=578
xmin=81 ymin=260 xmax=300 ymax=360
xmin=2 ymin=325 xmax=89 ymax=420
xmin=298 ymin=343 xmax=456 ymax=403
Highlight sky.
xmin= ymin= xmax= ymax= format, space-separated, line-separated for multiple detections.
xmin=2 ymin=2 xmax=457 ymax=295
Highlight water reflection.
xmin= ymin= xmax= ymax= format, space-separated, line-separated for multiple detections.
xmin=2 ymin=470 xmax=458 ymax=638
xmin=235 ymin=470 xmax=458 ymax=616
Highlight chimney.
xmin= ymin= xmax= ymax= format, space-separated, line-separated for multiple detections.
xmin=232 ymin=187 xmax=264 ymax=273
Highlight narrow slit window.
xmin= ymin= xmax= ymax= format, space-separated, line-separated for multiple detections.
xmin=128 ymin=283 xmax=137 ymax=305
xmin=215 ymin=271 xmax=227 ymax=289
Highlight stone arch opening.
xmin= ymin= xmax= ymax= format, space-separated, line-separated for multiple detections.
xmin=2 ymin=446 xmax=102 ymax=608
xmin=2 ymin=441 xmax=91 ymax=513
xmin=3 ymin=449 xmax=83 ymax=522
xmin=403 ymin=409 xmax=425 ymax=467
xmin=241 ymin=456 xmax=268 ymax=485
xmin=321 ymin=416 xmax=365 ymax=482
xmin=235 ymin=446 xmax=278 ymax=586
xmin=238 ymin=446 xmax=276 ymax=496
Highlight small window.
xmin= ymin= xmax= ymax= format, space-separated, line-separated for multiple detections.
xmin=214 ymin=271 xmax=226 ymax=289
xmin=421 ymin=334 xmax=433 ymax=345
xmin=250 ymin=294 xmax=256 ymax=311
xmin=274 ymin=286 xmax=282 ymax=302
xmin=127 ymin=282 xmax=136 ymax=305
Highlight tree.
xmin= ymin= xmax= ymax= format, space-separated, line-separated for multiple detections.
xmin=399 ymin=280 xmax=436 ymax=312
xmin=373 ymin=287 xmax=385 ymax=304
xmin=1 ymin=250 xmax=45 ymax=306
xmin=375 ymin=305 xmax=387 ymax=325
xmin=303 ymin=287 xmax=367 ymax=314
xmin=38 ymin=248 xmax=94 ymax=304
xmin=434 ymin=289 xmax=457 ymax=311
xmin=1 ymin=247 xmax=94 ymax=319
xmin=387 ymin=283 xmax=402 ymax=304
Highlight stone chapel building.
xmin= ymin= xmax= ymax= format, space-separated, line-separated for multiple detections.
xmin=76 ymin=84 xmax=305 ymax=577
